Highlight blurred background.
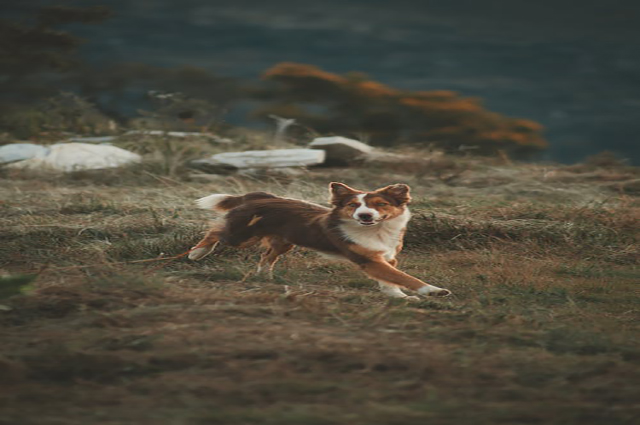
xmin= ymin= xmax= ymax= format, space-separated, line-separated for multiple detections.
xmin=2 ymin=0 xmax=639 ymax=163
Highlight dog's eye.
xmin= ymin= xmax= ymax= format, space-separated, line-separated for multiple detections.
xmin=348 ymin=203 xmax=359 ymax=208
xmin=376 ymin=202 xmax=389 ymax=207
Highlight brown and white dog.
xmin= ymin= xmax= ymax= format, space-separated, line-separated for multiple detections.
xmin=188 ymin=182 xmax=451 ymax=299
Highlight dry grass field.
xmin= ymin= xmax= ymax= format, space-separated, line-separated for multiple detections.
xmin=1 ymin=144 xmax=639 ymax=425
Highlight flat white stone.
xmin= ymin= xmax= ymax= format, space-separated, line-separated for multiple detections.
xmin=0 ymin=143 xmax=50 ymax=164
xmin=208 ymin=149 xmax=325 ymax=169
xmin=8 ymin=143 xmax=141 ymax=172
xmin=309 ymin=136 xmax=374 ymax=153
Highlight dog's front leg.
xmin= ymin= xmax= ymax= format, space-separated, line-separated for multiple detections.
xmin=361 ymin=260 xmax=451 ymax=297
xmin=377 ymin=281 xmax=419 ymax=300
xmin=375 ymin=258 xmax=417 ymax=300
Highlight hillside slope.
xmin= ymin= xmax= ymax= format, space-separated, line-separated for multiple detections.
xmin=1 ymin=155 xmax=639 ymax=424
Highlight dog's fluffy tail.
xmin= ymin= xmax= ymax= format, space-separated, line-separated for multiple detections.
xmin=195 ymin=192 xmax=276 ymax=212
xmin=196 ymin=194 xmax=237 ymax=212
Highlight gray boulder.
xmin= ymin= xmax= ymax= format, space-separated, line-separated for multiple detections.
xmin=309 ymin=136 xmax=374 ymax=165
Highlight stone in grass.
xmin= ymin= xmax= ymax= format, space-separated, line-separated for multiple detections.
xmin=0 ymin=143 xmax=50 ymax=164
xmin=7 ymin=142 xmax=141 ymax=172
xmin=193 ymin=149 xmax=325 ymax=172
xmin=309 ymin=136 xmax=374 ymax=166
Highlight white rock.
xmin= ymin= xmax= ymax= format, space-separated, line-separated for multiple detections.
xmin=207 ymin=149 xmax=325 ymax=169
xmin=0 ymin=143 xmax=50 ymax=164
xmin=8 ymin=143 xmax=141 ymax=172
xmin=309 ymin=136 xmax=374 ymax=165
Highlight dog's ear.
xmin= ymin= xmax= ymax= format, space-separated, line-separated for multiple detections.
xmin=377 ymin=184 xmax=411 ymax=205
xmin=329 ymin=182 xmax=358 ymax=205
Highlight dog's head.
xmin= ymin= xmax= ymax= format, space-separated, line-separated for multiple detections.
xmin=329 ymin=182 xmax=411 ymax=226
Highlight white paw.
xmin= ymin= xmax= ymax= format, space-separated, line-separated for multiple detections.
xmin=430 ymin=288 xmax=452 ymax=297
xmin=188 ymin=246 xmax=214 ymax=261
xmin=379 ymin=282 xmax=409 ymax=299
xmin=417 ymin=285 xmax=452 ymax=297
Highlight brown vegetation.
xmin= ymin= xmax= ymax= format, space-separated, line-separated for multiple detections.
xmin=258 ymin=63 xmax=548 ymax=157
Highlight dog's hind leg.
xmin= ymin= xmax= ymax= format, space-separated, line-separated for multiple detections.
xmin=189 ymin=225 xmax=222 ymax=260
xmin=256 ymin=237 xmax=294 ymax=279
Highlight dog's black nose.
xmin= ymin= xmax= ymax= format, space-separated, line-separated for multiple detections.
xmin=358 ymin=213 xmax=373 ymax=222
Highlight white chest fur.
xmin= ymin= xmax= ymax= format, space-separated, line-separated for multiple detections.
xmin=339 ymin=209 xmax=410 ymax=260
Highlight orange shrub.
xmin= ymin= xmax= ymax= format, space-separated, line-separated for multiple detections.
xmin=258 ymin=63 xmax=548 ymax=157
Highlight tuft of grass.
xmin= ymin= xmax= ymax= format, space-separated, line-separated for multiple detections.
xmin=1 ymin=272 xmax=166 ymax=325
xmin=556 ymin=264 xmax=640 ymax=279
xmin=59 ymin=194 xmax=120 ymax=215
xmin=405 ymin=207 xmax=639 ymax=263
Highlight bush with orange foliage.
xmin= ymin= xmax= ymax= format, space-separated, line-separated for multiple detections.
xmin=257 ymin=62 xmax=548 ymax=157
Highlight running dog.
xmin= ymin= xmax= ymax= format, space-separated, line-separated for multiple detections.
xmin=188 ymin=182 xmax=451 ymax=299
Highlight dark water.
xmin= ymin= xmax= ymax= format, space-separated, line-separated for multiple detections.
xmin=8 ymin=0 xmax=640 ymax=163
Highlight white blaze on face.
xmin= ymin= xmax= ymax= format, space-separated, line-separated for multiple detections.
xmin=352 ymin=193 xmax=380 ymax=222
